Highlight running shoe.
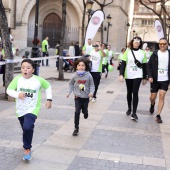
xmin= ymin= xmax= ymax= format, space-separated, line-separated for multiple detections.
xmin=23 ymin=149 xmax=31 ymax=160
xmin=126 ymin=109 xmax=131 ymax=116
xmin=84 ymin=113 xmax=88 ymax=119
xmin=155 ymin=115 xmax=162 ymax=123
xmin=91 ymin=98 xmax=96 ymax=103
xmin=72 ymin=128 xmax=79 ymax=136
xmin=131 ymin=113 xmax=138 ymax=120
xmin=149 ymin=102 xmax=155 ymax=114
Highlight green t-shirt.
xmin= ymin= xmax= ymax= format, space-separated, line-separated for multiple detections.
xmin=42 ymin=40 xmax=48 ymax=52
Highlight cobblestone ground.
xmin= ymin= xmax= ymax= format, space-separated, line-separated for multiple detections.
xmin=68 ymin=157 xmax=166 ymax=170
xmin=0 ymin=59 xmax=170 ymax=170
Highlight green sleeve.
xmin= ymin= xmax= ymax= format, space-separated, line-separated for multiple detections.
xmin=82 ymin=45 xmax=86 ymax=50
xmin=7 ymin=75 xmax=21 ymax=90
xmin=122 ymin=49 xmax=129 ymax=62
xmin=99 ymin=50 xmax=103 ymax=57
xmin=142 ymin=50 xmax=147 ymax=63
xmin=35 ymin=76 xmax=51 ymax=89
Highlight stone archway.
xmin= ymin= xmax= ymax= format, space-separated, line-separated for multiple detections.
xmin=43 ymin=13 xmax=62 ymax=48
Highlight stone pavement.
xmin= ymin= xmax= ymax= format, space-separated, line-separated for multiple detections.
xmin=0 ymin=58 xmax=170 ymax=170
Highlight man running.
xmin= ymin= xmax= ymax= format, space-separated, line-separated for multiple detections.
xmin=147 ymin=38 xmax=170 ymax=123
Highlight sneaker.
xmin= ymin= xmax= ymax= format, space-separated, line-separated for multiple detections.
xmin=23 ymin=149 xmax=31 ymax=160
xmin=150 ymin=102 xmax=155 ymax=114
xmin=126 ymin=109 xmax=131 ymax=116
xmin=91 ymin=98 xmax=96 ymax=103
xmin=155 ymin=115 xmax=162 ymax=123
xmin=84 ymin=113 xmax=88 ymax=119
xmin=131 ymin=113 xmax=138 ymax=120
xmin=72 ymin=128 xmax=79 ymax=136
xmin=89 ymin=97 xmax=92 ymax=101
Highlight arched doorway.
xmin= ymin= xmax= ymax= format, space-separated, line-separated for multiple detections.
xmin=43 ymin=13 xmax=62 ymax=48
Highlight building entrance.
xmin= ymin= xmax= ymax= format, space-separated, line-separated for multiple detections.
xmin=43 ymin=13 xmax=62 ymax=48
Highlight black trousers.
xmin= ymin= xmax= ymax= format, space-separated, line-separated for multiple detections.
xmin=18 ymin=113 xmax=37 ymax=150
xmin=42 ymin=52 xmax=49 ymax=66
xmin=90 ymin=72 xmax=101 ymax=98
xmin=74 ymin=97 xmax=89 ymax=129
xmin=2 ymin=64 xmax=5 ymax=84
xmin=125 ymin=78 xmax=142 ymax=114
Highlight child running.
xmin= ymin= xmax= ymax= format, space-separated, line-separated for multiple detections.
xmin=7 ymin=59 xmax=52 ymax=161
xmin=66 ymin=58 xmax=94 ymax=136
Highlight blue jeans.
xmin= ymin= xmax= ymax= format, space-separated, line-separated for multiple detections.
xmin=18 ymin=113 xmax=37 ymax=149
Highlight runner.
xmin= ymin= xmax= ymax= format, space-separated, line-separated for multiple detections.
xmin=119 ymin=36 xmax=147 ymax=120
xmin=147 ymin=38 xmax=170 ymax=123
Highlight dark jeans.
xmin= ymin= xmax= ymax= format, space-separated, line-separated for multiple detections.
xmin=42 ymin=52 xmax=49 ymax=66
xmin=2 ymin=64 xmax=5 ymax=85
xmin=18 ymin=113 xmax=37 ymax=149
xmin=125 ymin=78 xmax=142 ymax=114
xmin=74 ymin=97 xmax=89 ymax=129
xmin=90 ymin=72 xmax=101 ymax=98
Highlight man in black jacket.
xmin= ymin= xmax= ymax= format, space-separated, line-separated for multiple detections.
xmin=147 ymin=38 xmax=170 ymax=123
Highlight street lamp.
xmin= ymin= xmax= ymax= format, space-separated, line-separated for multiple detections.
xmin=133 ymin=30 xmax=136 ymax=38
xmin=106 ymin=14 xmax=112 ymax=45
xmin=126 ymin=22 xmax=130 ymax=46
xmin=31 ymin=0 xmax=39 ymax=58
xmin=86 ymin=0 xmax=94 ymax=21
xmin=143 ymin=29 xmax=147 ymax=41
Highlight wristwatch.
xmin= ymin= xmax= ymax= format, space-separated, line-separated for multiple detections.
xmin=47 ymin=99 xmax=52 ymax=101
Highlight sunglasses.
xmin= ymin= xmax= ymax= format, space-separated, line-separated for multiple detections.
xmin=159 ymin=43 xmax=167 ymax=46
xmin=133 ymin=39 xmax=140 ymax=42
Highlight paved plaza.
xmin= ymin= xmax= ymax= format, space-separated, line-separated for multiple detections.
xmin=0 ymin=58 xmax=170 ymax=170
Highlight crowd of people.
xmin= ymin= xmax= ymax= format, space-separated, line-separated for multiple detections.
xmin=1 ymin=32 xmax=170 ymax=161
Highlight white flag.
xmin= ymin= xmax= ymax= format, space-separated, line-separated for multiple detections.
xmin=85 ymin=10 xmax=105 ymax=44
xmin=154 ymin=20 xmax=164 ymax=40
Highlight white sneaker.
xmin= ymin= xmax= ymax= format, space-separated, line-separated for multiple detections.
xmin=91 ymin=98 xmax=96 ymax=103
xmin=89 ymin=97 xmax=92 ymax=101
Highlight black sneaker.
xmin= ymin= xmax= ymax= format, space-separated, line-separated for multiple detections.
xmin=72 ymin=129 xmax=79 ymax=136
xmin=84 ymin=113 xmax=88 ymax=119
xmin=150 ymin=102 xmax=155 ymax=114
xmin=126 ymin=109 xmax=131 ymax=116
xmin=131 ymin=113 xmax=138 ymax=120
xmin=156 ymin=115 xmax=162 ymax=123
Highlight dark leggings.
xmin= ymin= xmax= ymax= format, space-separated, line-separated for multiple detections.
xmin=125 ymin=78 xmax=142 ymax=114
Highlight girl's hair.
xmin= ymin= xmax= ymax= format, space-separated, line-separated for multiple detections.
xmin=129 ymin=36 xmax=143 ymax=49
xmin=121 ymin=48 xmax=126 ymax=52
xmin=73 ymin=58 xmax=90 ymax=71
xmin=21 ymin=59 xmax=35 ymax=69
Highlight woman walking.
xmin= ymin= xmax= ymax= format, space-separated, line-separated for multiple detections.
xmin=119 ymin=36 xmax=147 ymax=120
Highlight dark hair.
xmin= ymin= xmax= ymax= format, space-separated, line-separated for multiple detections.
xmin=21 ymin=59 xmax=35 ymax=69
xmin=129 ymin=36 xmax=143 ymax=49
xmin=159 ymin=38 xmax=168 ymax=42
xmin=73 ymin=58 xmax=90 ymax=71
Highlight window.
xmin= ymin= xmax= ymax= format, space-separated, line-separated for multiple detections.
xmin=141 ymin=19 xmax=154 ymax=26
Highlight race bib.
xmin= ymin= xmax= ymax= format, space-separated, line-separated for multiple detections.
xmin=130 ymin=65 xmax=138 ymax=72
xmin=158 ymin=69 xmax=168 ymax=76
xmin=91 ymin=55 xmax=99 ymax=62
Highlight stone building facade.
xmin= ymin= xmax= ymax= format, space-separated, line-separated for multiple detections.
xmin=2 ymin=0 xmax=132 ymax=52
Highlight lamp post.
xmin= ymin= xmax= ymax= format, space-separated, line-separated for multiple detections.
xmin=86 ymin=0 xmax=94 ymax=21
xmin=133 ymin=30 xmax=136 ymax=38
xmin=143 ymin=29 xmax=147 ymax=41
xmin=126 ymin=22 xmax=130 ymax=47
xmin=106 ymin=14 xmax=112 ymax=45
xmin=31 ymin=0 xmax=39 ymax=58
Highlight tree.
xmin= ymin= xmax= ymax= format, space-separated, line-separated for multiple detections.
xmin=58 ymin=0 xmax=67 ymax=80
xmin=93 ymin=0 xmax=114 ymax=43
xmin=81 ymin=0 xmax=87 ymax=47
xmin=136 ymin=0 xmax=169 ymax=37
xmin=0 ymin=0 xmax=13 ymax=98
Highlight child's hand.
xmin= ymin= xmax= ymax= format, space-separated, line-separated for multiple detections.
xmin=66 ymin=94 xmax=69 ymax=98
xmin=119 ymin=75 xmax=124 ymax=82
xmin=45 ymin=101 xmax=52 ymax=109
xmin=18 ymin=92 xmax=25 ymax=100
xmin=89 ymin=93 xmax=93 ymax=97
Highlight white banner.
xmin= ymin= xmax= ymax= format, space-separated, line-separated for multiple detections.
xmin=85 ymin=10 xmax=105 ymax=44
xmin=154 ymin=20 xmax=164 ymax=40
